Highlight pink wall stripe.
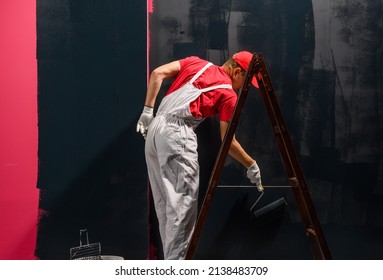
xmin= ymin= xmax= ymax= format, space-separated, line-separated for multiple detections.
xmin=0 ymin=1 xmax=39 ymax=259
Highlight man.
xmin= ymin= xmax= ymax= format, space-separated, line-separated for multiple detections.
xmin=136 ymin=51 xmax=262 ymax=259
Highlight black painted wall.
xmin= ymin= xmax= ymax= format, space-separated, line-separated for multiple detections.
xmin=149 ymin=0 xmax=383 ymax=259
xmin=36 ymin=0 xmax=148 ymax=259
xmin=35 ymin=0 xmax=383 ymax=260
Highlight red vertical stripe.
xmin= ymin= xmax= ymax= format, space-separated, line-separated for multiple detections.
xmin=0 ymin=1 xmax=39 ymax=259
xmin=148 ymin=0 xmax=153 ymax=13
xmin=147 ymin=0 xmax=154 ymax=82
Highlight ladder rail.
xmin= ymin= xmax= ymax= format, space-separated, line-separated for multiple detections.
xmin=254 ymin=54 xmax=331 ymax=259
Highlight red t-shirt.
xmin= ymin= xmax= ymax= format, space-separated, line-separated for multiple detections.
xmin=166 ymin=56 xmax=237 ymax=122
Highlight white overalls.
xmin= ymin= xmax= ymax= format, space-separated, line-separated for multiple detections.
xmin=145 ymin=62 xmax=232 ymax=259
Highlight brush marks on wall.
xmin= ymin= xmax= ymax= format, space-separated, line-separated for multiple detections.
xmin=151 ymin=0 xmax=383 ymax=258
xmin=308 ymin=0 xmax=383 ymax=227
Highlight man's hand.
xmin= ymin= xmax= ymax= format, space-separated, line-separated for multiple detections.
xmin=136 ymin=106 xmax=154 ymax=139
xmin=247 ymin=162 xmax=263 ymax=192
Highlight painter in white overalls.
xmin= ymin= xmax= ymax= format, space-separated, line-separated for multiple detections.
xmin=145 ymin=62 xmax=232 ymax=260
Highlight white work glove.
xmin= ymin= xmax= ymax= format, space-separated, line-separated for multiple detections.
xmin=136 ymin=106 xmax=154 ymax=139
xmin=247 ymin=162 xmax=264 ymax=192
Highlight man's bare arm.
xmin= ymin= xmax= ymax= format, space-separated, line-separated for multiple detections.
xmin=144 ymin=60 xmax=181 ymax=108
xmin=219 ymin=121 xmax=255 ymax=168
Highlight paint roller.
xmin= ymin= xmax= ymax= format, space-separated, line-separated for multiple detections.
xmin=252 ymin=196 xmax=287 ymax=219
xmin=250 ymin=186 xmax=289 ymax=219
xmin=219 ymin=185 xmax=291 ymax=219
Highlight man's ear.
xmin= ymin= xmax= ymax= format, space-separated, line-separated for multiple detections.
xmin=233 ymin=67 xmax=239 ymax=76
xmin=234 ymin=67 xmax=242 ymax=77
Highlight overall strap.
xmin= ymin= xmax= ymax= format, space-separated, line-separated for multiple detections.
xmin=189 ymin=62 xmax=213 ymax=84
xmin=200 ymin=84 xmax=232 ymax=93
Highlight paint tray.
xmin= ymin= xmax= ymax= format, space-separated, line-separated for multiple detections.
xmin=70 ymin=229 xmax=101 ymax=260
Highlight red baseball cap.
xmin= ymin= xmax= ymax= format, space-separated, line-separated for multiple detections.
xmin=232 ymin=51 xmax=259 ymax=88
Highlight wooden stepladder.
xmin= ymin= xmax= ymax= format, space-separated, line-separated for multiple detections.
xmin=185 ymin=53 xmax=332 ymax=260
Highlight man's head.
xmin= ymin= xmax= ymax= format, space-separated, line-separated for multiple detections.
xmin=231 ymin=51 xmax=258 ymax=88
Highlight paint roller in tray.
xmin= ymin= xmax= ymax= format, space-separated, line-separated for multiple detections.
xmin=218 ymin=185 xmax=290 ymax=219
